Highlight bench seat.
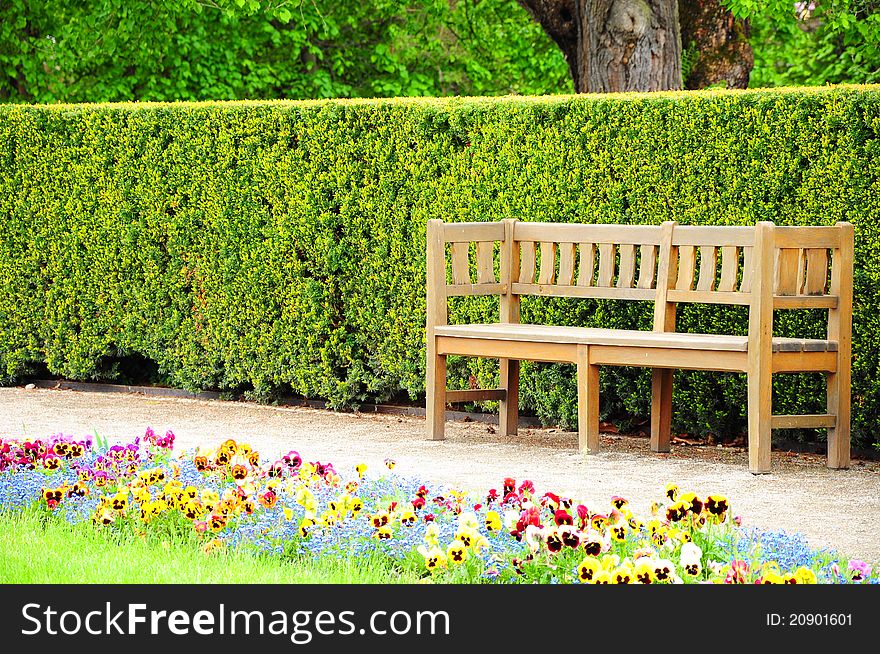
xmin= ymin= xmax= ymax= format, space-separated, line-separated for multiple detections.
xmin=436 ymin=324 xmax=838 ymax=353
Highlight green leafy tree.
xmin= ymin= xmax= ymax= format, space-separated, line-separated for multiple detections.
xmin=741 ymin=0 xmax=880 ymax=86
xmin=0 ymin=0 xmax=571 ymax=103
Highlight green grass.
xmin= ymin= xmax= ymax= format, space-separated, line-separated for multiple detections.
xmin=0 ymin=509 xmax=418 ymax=584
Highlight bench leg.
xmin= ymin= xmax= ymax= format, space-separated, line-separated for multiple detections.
xmin=747 ymin=366 xmax=772 ymax=474
xmin=650 ymin=368 xmax=673 ymax=453
xmin=426 ymin=345 xmax=447 ymax=441
xmin=499 ymin=359 xmax=519 ymax=436
xmin=826 ymin=370 xmax=851 ymax=469
xmin=577 ymin=345 xmax=600 ymax=454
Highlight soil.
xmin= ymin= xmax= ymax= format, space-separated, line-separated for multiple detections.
xmin=2 ymin=386 xmax=879 ymax=564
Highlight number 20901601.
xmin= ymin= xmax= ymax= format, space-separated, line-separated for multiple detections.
xmin=767 ymin=614 xmax=852 ymax=627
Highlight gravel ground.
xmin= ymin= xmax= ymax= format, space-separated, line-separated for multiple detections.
xmin=2 ymin=386 xmax=879 ymax=563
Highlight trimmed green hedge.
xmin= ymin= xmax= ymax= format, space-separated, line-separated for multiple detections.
xmin=2 ymin=87 xmax=879 ymax=446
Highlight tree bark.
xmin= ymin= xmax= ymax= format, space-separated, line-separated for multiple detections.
xmin=518 ymin=0 xmax=682 ymax=93
xmin=679 ymin=0 xmax=753 ymax=89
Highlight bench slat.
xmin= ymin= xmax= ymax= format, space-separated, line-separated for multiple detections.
xmin=597 ymin=243 xmax=616 ymax=287
xmin=740 ymin=247 xmax=753 ymax=293
xmin=450 ymin=241 xmax=471 ymax=285
xmin=443 ymin=221 xmax=505 ymax=243
xmin=773 ymin=294 xmax=837 ymax=309
xmin=538 ymin=241 xmax=557 ymax=285
xmin=666 ymin=289 xmax=751 ymax=305
xmin=446 ymin=283 xmax=507 ymax=297
xmin=577 ymin=243 xmax=596 ymax=287
xmin=515 ymin=222 xmax=661 ymax=244
xmin=511 ymin=283 xmax=655 ymax=300
xmin=558 ymin=242 xmax=577 ymax=286
xmin=804 ymin=248 xmax=829 ymax=295
xmin=476 ymin=241 xmax=495 ymax=284
xmin=671 ymin=225 xmax=755 ymax=247
xmin=519 ymin=241 xmax=536 ymax=284
xmin=696 ymin=246 xmax=717 ymax=291
xmin=776 ymin=247 xmax=804 ymax=296
xmin=771 ymin=414 xmax=836 ymax=429
xmin=676 ymin=245 xmax=696 ymax=290
xmin=617 ymin=244 xmax=636 ymax=288
xmin=636 ymin=244 xmax=657 ymax=289
xmin=774 ymin=226 xmax=841 ymax=249
xmin=718 ymin=246 xmax=739 ymax=292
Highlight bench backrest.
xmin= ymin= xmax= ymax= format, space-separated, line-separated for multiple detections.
xmin=426 ymin=219 xmax=853 ymax=344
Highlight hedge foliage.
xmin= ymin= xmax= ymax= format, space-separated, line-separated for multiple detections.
xmin=1 ymin=87 xmax=879 ymax=446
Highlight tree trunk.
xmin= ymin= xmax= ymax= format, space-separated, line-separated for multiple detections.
xmin=518 ymin=0 xmax=682 ymax=93
xmin=679 ymin=0 xmax=753 ymax=89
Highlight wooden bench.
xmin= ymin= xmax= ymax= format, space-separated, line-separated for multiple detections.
xmin=425 ymin=219 xmax=854 ymax=474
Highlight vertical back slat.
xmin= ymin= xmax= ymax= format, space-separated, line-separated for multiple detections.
xmin=741 ymin=247 xmax=753 ymax=293
xmin=695 ymin=246 xmax=717 ymax=291
xmin=676 ymin=245 xmax=696 ymax=291
xmin=577 ymin=243 xmax=596 ymax=286
xmin=636 ymin=244 xmax=657 ymax=289
xmin=597 ymin=243 xmax=616 ymax=287
xmin=519 ymin=241 xmax=536 ymax=284
xmin=451 ymin=242 xmax=471 ymax=285
xmin=775 ymin=247 xmax=803 ymax=296
xmin=617 ymin=244 xmax=636 ymax=288
xmin=538 ymin=241 xmax=557 ymax=285
xmin=558 ymin=243 xmax=577 ymax=286
xmin=804 ymin=248 xmax=829 ymax=295
xmin=718 ymin=246 xmax=738 ymax=292
xmin=475 ymin=241 xmax=495 ymax=284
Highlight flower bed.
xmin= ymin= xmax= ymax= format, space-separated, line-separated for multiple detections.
xmin=1 ymin=430 xmax=875 ymax=584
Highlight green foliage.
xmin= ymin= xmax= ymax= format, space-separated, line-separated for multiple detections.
xmin=738 ymin=1 xmax=880 ymax=87
xmin=0 ymin=0 xmax=570 ymax=103
xmin=0 ymin=507 xmax=416 ymax=583
xmin=2 ymin=87 xmax=880 ymax=447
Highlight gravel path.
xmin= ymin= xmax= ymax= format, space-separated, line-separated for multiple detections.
xmin=3 ymin=386 xmax=879 ymax=563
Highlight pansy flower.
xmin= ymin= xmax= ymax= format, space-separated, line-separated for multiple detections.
xmin=43 ymin=455 xmax=61 ymax=471
xmin=705 ymin=494 xmax=729 ymax=520
xmin=611 ymin=495 xmax=628 ymax=510
xmin=577 ymin=557 xmax=600 ymax=583
xmin=194 ymin=456 xmax=209 ymax=472
xmin=355 ymin=463 xmax=367 ymax=479
xmin=371 ymin=512 xmax=390 ymax=529
xmin=582 ymin=533 xmax=604 ymax=557
xmin=678 ymin=491 xmax=703 ymax=515
xmin=610 ymin=523 xmax=627 ymax=542
xmin=847 ymin=560 xmax=872 ymax=582
xmin=485 ymin=510 xmax=502 ymax=532
xmin=231 ymin=464 xmax=248 ymax=481
xmin=794 ymin=567 xmax=817 ymax=584
xmin=665 ymin=483 xmax=679 ymax=501
xmin=258 ymin=489 xmax=278 ymax=509
xmin=635 ymin=559 xmax=655 ymax=584
xmin=665 ymin=501 xmax=688 ymax=523
xmin=559 ymin=525 xmax=580 ymax=549
xmin=400 ymin=509 xmax=417 ymax=526
xmin=447 ymin=540 xmax=468 ymax=564
xmin=613 ymin=564 xmax=634 ymax=584
xmin=384 ymin=458 xmax=396 ymax=470
xmin=652 ymin=559 xmax=675 ymax=582
xmin=593 ymin=571 xmax=613 ymax=584
xmin=554 ymin=509 xmax=573 ymax=526
xmin=545 ymin=530 xmax=564 ymax=554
